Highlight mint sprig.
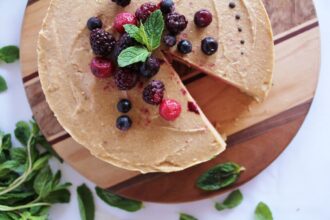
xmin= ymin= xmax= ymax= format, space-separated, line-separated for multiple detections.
xmin=215 ymin=189 xmax=243 ymax=211
xmin=118 ymin=10 xmax=164 ymax=67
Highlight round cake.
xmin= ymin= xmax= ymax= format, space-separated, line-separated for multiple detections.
xmin=37 ymin=0 xmax=273 ymax=173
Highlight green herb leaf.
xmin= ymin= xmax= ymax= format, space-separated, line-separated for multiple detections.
xmin=215 ymin=189 xmax=243 ymax=211
xmin=255 ymin=202 xmax=273 ymax=220
xmin=10 ymin=148 xmax=27 ymax=164
xmin=95 ymin=187 xmax=143 ymax=212
xmin=77 ymin=184 xmax=95 ymax=220
xmin=124 ymin=24 xmax=145 ymax=45
xmin=14 ymin=121 xmax=31 ymax=146
xmin=180 ymin=213 xmax=198 ymax=220
xmin=0 ymin=75 xmax=8 ymax=93
xmin=0 ymin=46 xmax=19 ymax=63
xmin=196 ymin=162 xmax=245 ymax=191
xmin=33 ymin=166 xmax=53 ymax=198
xmin=118 ymin=46 xmax=150 ymax=67
xmin=44 ymin=189 xmax=71 ymax=203
xmin=145 ymin=10 xmax=164 ymax=50
xmin=35 ymin=135 xmax=63 ymax=162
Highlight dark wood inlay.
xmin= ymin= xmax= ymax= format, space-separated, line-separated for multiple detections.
xmin=27 ymin=0 xmax=40 ymax=6
xmin=23 ymin=71 xmax=39 ymax=83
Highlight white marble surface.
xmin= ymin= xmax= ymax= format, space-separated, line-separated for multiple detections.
xmin=0 ymin=0 xmax=330 ymax=219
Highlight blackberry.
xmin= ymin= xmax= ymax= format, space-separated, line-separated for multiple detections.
xmin=177 ymin=40 xmax=192 ymax=54
xmin=90 ymin=28 xmax=116 ymax=57
xmin=165 ymin=12 xmax=188 ymax=35
xmin=116 ymin=115 xmax=132 ymax=131
xmin=160 ymin=0 xmax=174 ymax=14
xmin=114 ymin=68 xmax=139 ymax=90
xmin=139 ymin=56 xmax=161 ymax=78
xmin=87 ymin=17 xmax=103 ymax=30
xmin=111 ymin=0 xmax=131 ymax=7
xmin=201 ymin=37 xmax=218 ymax=55
xmin=113 ymin=33 xmax=136 ymax=60
xmin=117 ymin=99 xmax=132 ymax=113
xmin=143 ymin=80 xmax=165 ymax=105
xmin=163 ymin=34 xmax=177 ymax=47
xmin=135 ymin=2 xmax=159 ymax=22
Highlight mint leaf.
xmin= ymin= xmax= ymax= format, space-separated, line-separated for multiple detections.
xmin=145 ymin=10 xmax=164 ymax=50
xmin=95 ymin=187 xmax=143 ymax=212
xmin=14 ymin=121 xmax=31 ymax=146
xmin=255 ymin=202 xmax=273 ymax=220
xmin=0 ymin=75 xmax=8 ymax=93
xmin=77 ymin=184 xmax=95 ymax=220
xmin=180 ymin=213 xmax=198 ymax=220
xmin=124 ymin=24 xmax=145 ymax=45
xmin=196 ymin=162 xmax=245 ymax=191
xmin=118 ymin=46 xmax=150 ymax=67
xmin=0 ymin=46 xmax=19 ymax=63
xmin=215 ymin=189 xmax=243 ymax=211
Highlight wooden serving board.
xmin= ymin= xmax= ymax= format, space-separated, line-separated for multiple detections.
xmin=20 ymin=0 xmax=320 ymax=203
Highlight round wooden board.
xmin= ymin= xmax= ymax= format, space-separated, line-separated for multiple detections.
xmin=20 ymin=0 xmax=320 ymax=203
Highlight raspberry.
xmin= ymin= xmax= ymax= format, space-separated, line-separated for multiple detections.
xmin=143 ymin=80 xmax=165 ymax=105
xmin=139 ymin=56 xmax=161 ymax=78
xmin=111 ymin=0 xmax=131 ymax=7
xmin=114 ymin=68 xmax=139 ymax=90
xmin=90 ymin=57 xmax=114 ymax=78
xmin=194 ymin=9 xmax=213 ymax=27
xmin=165 ymin=12 xmax=188 ymax=35
xmin=113 ymin=33 xmax=136 ymax=59
xmin=114 ymin=12 xmax=137 ymax=33
xmin=90 ymin=29 xmax=116 ymax=57
xmin=159 ymin=99 xmax=182 ymax=121
xmin=135 ymin=2 xmax=159 ymax=22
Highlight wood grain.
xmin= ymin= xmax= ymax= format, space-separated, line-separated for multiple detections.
xmin=19 ymin=0 xmax=320 ymax=202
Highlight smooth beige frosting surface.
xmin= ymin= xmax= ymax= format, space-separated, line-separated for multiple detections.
xmin=38 ymin=0 xmax=273 ymax=173
xmin=170 ymin=0 xmax=274 ymax=101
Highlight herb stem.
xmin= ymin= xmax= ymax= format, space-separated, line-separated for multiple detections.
xmin=0 ymin=136 xmax=34 ymax=195
xmin=0 ymin=202 xmax=51 ymax=211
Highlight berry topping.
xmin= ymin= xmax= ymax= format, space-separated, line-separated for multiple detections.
xmin=165 ymin=12 xmax=188 ymax=35
xmin=143 ymin=80 xmax=165 ymax=105
xmin=160 ymin=0 xmax=174 ymax=14
xmin=163 ymin=34 xmax=177 ymax=47
xmin=114 ymin=68 xmax=139 ymax=90
xmin=87 ymin=17 xmax=103 ymax=30
xmin=90 ymin=57 xmax=114 ymax=78
xmin=114 ymin=12 xmax=137 ymax=33
xmin=159 ymin=99 xmax=182 ymax=121
xmin=201 ymin=37 xmax=218 ymax=55
xmin=139 ymin=56 xmax=161 ymax=78
xmin=177 ymin=40 xmax=192 ymax=54
xmin=135 ymin=2 xmax=159 ymax=22
xmin=90 ymin=29 xmax=116 ymax=57
xmin=229 ymin=2 xmax=236 ymax=9
xmin=116 ymin=115 xmax=132 ymax=131
xmin=111 ymin=0 xmax=131 ymax=7
xmin=194 ymin=9 xmax=213 ymax=27
xmin=117 ymin=99 xmax=132 ymax=113
xmin=113 ymin=33 xmax=136 ymax=60
xmin=188 ymin=101 xmax=199 ymax=114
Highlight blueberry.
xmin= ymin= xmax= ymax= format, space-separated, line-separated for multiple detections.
xmin=160 ymin=0 xmax=174 ymax=14
xmin=87 ymin=17 xmax=103 ymax=31
xmin=201 ymin=37 xmax=218 ymax=55
xmin=194 ymin=9 xmax=213 ymax=28
xmin=116 ymin=115 xmax=132 ymax=131
xmin=112 ymin=0 xmax=131 ymax=7
xmin=177 ymin=40 xmax=192 ymax=54
xmin=163 ymin=34 xmax=177 ymax=47
xmin=139 ymin=56 xmax=161 ymax=78
xmin=117 ymin=99 xmax=132 ymax=113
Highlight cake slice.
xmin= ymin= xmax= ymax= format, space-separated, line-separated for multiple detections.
xmin=169 ymin=0 xmax=274 ymax=101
